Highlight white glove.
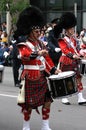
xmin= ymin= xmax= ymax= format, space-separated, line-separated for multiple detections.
xmin=11 ymin=40 xmax=16 ymax=44
xmin=17 ymin=54 xmax=21 ymax=59
xmin=55 ymin=48 xmax=61 ymax=52
xmin=3 ymin=51 xmax=9 ymax=58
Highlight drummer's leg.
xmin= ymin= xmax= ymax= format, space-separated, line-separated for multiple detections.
xmin=22 ymin=107 xmax=32 ymax=130
xmin=41 ymin=101 xmax=52 ymax=130
xmin=76 ymin=77 xmax=86 ymax=105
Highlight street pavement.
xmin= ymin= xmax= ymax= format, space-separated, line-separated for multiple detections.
xmin=0 ymin=66 xmax=86 ymax=130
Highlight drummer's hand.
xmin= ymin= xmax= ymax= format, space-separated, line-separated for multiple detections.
xmin=73 ymin=54 xmax=81 ymax=59
xmin=55 ymin=69 xmax=62 ymax=74
xmin=38 ymin=49 xmax=48 ymax=56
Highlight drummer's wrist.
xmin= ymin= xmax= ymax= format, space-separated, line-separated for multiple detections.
xmin=50 ymin=67 xmax=57 ymax=74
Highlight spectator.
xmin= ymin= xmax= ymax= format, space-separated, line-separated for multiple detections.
xmin=47 ymin=18 xmax=62 ymax=66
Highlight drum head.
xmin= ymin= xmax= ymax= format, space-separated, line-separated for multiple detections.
xmin=49 ymin=71 xmax=75 ymax=80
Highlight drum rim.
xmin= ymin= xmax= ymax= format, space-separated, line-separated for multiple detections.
xmin=52 ymin=91 xmax=78 ymax=99
xmin=49 ymin=71 xmax=76 ymax=80
xmin=81 ymin=59 xmax=86 ymax=63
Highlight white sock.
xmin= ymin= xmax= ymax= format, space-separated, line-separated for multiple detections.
xmin=78 ymin=92 xmax=86 ymax=103
xmin=23 ymin=120 xmax=30 ymax=130
xmin=41 ymin=119 xmax=52 ymax=130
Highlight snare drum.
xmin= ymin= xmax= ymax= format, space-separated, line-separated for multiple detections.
xmin=80 ymin=59 xmax=86 ymax=75
xmin=48 ymin=71 xmax=77 ymax=99
xmin=0 ymin=65 xmax=4 ymax=82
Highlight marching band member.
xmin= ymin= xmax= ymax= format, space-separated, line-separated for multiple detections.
xmin=14 ymin=6 xmax=61 ymax=130
xmin=54 ymin=12 xmax=86 ymax=105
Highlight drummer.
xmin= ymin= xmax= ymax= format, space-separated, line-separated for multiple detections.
xmin=14 ymin=6 xmax=61 ymax=130
xmin=54 ymin=12 xmax=86 ymax=105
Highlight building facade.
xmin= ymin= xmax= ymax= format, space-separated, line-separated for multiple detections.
xmin=30 ymin=0 xmax=86 ymax=32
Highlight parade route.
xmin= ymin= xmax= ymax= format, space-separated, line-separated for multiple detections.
xmin=0 ymin=66 xmax=86 ymax=130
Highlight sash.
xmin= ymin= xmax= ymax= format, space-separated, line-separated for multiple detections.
xmin=64 ymin=36 xmax=78 ymax=55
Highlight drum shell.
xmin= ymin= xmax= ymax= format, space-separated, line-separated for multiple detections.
xmin=80 ymin=59 xmax=86 ymax=75
xmin=0 ymin=65 xmax=4 ymax=82
xmin=82 ymin=36 xmax=86 ymax=44
xmin=49 ymin=72 xmax=78 ymax=99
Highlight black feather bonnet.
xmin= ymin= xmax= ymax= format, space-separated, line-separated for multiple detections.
xmin=54 ymin=12 xmax=77 ymax=38
xmin=14 ymin=6 xmax=45 ymax=37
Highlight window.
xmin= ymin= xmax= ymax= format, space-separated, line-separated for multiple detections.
xmin=48 ymin=0 xmax=63 ymax=10
xmin=83 ymin=0 xmax=86 ymax=9
xmin=63 ymin=0 xmax=81 ymax=10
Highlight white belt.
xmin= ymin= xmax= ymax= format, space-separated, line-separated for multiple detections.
xmin=24 ymin=65 xmax=45 ymax=71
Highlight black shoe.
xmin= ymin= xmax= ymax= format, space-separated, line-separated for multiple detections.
xmin=62 ymin=102 xmax=71 ymax=105
xmin=78 ymin=101 xmax=86 ymax=105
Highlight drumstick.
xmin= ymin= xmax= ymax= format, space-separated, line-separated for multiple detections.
xmin=57 ymin=62 xmax=60 ymax=69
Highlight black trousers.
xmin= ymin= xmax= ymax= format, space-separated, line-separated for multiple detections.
xmin=12 ymin=59 xmax=21 ymax=85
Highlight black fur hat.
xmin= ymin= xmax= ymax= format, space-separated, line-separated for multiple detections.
xmin=14 ymin=5 xmax=45 ymax=38
xmin=61 ymin=12 xmax=77 ymax=29
xmin=54 ymin=12 xmax=77 ymax=38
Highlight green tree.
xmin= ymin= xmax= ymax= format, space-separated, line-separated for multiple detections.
xmin=0 ymin=0 xmax=30 ymax=24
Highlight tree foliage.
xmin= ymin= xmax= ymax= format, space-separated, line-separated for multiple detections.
xmin=0 ymin=0 xmax=30 ymax=23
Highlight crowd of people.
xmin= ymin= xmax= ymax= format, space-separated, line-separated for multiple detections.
xmin=0 ymin=5 xmax=86 ymax=130
xmin=0 ymin=22 xmax=12 ymax=66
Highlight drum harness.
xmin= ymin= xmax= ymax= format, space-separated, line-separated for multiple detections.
xmin=63 ymin=36 xmax=79 ymax=56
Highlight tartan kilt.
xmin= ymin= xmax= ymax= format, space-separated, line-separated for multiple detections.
xmin=60 ymin=60 xmax=82 ymax=78
xmin=18 ymin=71 xmax=52 ymax=109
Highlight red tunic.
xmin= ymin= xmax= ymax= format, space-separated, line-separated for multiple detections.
xmin=59 ymin=36 xmax=80 ymax=64
xmin=58 ymin=36 xmax=83 ymax=91
xmin=17 ymin=40 xmax=54 ymax=109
